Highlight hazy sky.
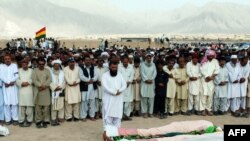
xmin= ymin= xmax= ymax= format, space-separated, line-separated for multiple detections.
xmin=49 ymin=0 xmax=250 ymax=12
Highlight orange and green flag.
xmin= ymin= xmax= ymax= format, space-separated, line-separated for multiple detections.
xmin=35 ymin=27 xmax=46 ymax=40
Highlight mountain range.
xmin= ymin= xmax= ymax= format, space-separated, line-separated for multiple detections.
xmin=0 ymin=0 xmax=250 ymax=37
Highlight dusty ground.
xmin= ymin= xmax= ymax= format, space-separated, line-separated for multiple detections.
xmin=1 ymin=114 xmax=249 ymax=141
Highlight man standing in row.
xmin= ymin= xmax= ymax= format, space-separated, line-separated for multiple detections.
xmin=32 ymin=58 xmax=51 ymax=128
xmin=186 ymin=54 xmax=201 ymax=115
xmin=64 ymin=58 xmax=81 ymax=121
xmin=50 ymin=60 xmax=65 ymax=126
xmin=0 ymin=54 xmax=19 ymax=125
xmin=140 ymin=53 xmax=157 ymax=118
xmin=226 ymin=55 xmax=240 ymax=116
xmin=17 ymin=60 xmax=33 ymax=127
xmin=200 ymin=50 xmax=219 ymax=116
xmin=79 ymin=56 xmax=98 ymax=121
xmin=119 ymin=56 xmax=134 ymax=120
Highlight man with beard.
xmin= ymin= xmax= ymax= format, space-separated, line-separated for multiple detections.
xmin=50 ymin=60 xmax=65 ymax=126
xmin=163 ymin=57 xmax=177 ymax=116
xmin=64 ymin=58 xmax=81 ymax=121
xmin=79 ymin=56 xmax=98 ymax=121
xmin=226 ymin=55 xmax=242 ymax=116
xmin=17 ymin=60 xmax=34 ymax=127
xmin=140 ymin=53 xmax=157 ymax=118
xmin=0 ymin=54 xmax=19 ymax=125
xmin=32 ymin=58 xmax=52 ymax=128
xmin=200 ymin=50 xmax=220 ymax=116
xmin=119 ymin=56 xmax=134 ymax=120
xmin=102 ymin=60 xmax=127 ymax=140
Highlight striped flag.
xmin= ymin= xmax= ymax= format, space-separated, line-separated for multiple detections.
xmin=35 ymin=27 xmax=46 ymax=40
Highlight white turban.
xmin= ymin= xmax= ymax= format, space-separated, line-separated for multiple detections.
xmin=231 ymin=55 xmax=237 ymax=59
xmin=101 ymin=52 xmax=110 ymax=57
xmin=52 ymin=59 xmax=62 ymax=66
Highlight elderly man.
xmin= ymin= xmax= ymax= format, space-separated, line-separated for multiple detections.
xmin=200 ymin=50 xmax=220 ymax=116
xmin=50 ymin=60 xmax=65 ymax=126
xmin=226 ymin=55 xmax=241 ymax=117
xmin=32 ymin=58 xmax=52 ymax=128
xmin=140 ymin=53 xmax=157 ymax=118
xmin=17 ymin=60 xmax=33 ymax=127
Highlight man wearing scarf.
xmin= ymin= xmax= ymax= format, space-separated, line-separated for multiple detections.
xmin=140 ymin=53 xmax=157 ymax=118
xmin=200 ymin=50 xmax=220 ymax=116
xmin=50 ymin=60 xmax=65 ymax=126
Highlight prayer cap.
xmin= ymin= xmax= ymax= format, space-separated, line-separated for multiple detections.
xmin=231 ymin=55 xmax=237 ymax=59
xmin=52 ymin=59 xmax=62 ymax=65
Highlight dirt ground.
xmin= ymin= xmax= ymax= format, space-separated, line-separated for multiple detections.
xmin=1 ymin=114 xmax=249 ymax=141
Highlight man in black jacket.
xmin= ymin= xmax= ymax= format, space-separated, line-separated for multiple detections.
xmin=79 ymin=55 xmax=98 ymax=121
xmin=154 ymin=60 xmax=169 ymax=119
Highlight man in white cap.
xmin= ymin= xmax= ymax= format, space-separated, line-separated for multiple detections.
xmin=16 ymin=60 xmax=34 ymax=127
xmin=226 ymin=55 xmax=241 ymax=116
xmin=50 ymin=59 xmax=65 ymax=126
xmin=101 ymin=52 xmax=110 ymax=69
xmin=140 ymin=53 xmax=157 ymax=118
xmin=200 ymin=50 xmax=220 ymax=116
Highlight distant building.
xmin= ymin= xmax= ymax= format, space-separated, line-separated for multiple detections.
xmin=121 ymin=37 xmax=150 ymax=42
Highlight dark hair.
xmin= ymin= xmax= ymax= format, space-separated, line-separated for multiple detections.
xmin=37 ymin=57 xmax=45 ymax=63
xmin=240 ymin=56 xmax=248 ymax=61
xmin=156 ymin=59 xmax=164 ymax=66
xmin=134 ymin=57 xmax=141 ymax=63
xmin=109 ymin=60 xmax=118 ymax=67
xmin=218 ymin=56 xmax=226 ymax=61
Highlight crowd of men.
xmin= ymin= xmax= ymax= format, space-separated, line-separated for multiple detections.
xmin=0 ymin=38 xmax=250 ymax=129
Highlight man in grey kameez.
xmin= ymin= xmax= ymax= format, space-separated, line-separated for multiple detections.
xmin=140 ymin=53 xmax=157 ymax=118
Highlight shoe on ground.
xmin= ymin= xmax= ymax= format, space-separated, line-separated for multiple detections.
xmin=66 ymin=118 xmax=73 ymax=122
xmin=12 ymin=120 xmax=19 ymax=126
xmin=36 ymin=122 xmax=43 ymax=128
xmin=202 ymin=110 xmax=206 ymax=116
xmin=43 ymin=122 xmax=47 ymax=128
